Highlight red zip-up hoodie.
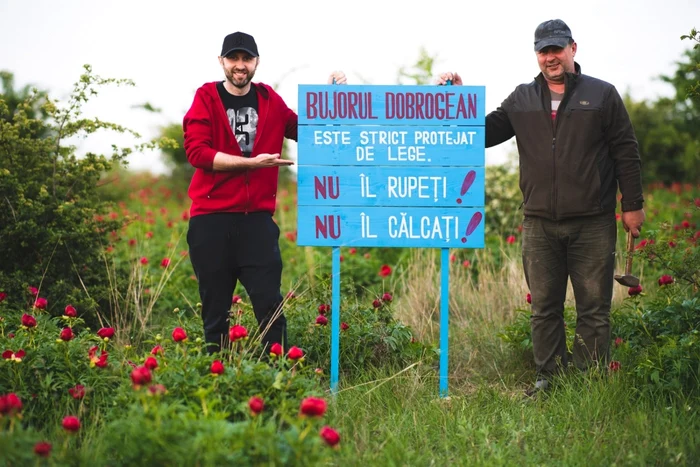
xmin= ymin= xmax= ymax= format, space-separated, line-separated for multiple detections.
xmin=183 ymin=81 xmax=297 ymax=217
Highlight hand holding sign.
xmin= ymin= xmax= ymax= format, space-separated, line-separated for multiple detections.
xmin=436 ymin=72 xmax=464 ymax=86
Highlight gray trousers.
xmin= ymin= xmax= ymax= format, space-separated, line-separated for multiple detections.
xmin=522 ymin=212 xmax=617 ymax=376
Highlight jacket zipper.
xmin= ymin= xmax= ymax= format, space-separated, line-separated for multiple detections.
xmin=550 ymin=78 xmax=574 ymax=221
xmin=245 ymin=171 xmax=250 ymax=214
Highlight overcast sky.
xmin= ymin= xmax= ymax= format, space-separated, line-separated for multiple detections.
xmin=1 ymin=0 xmax=697 ymax=173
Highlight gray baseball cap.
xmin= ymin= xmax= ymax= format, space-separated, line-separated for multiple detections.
xmin=534 ymin=19 xmax=573 ymax=51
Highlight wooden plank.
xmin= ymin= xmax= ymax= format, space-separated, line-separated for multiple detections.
xmin=297 ymin=166 xmax=485 ymax=207
xmin=297 ymin=206 xmax=485 ymax=248
xmin=298 ymin=125 xmax=485 ymax=166
xmin=298 ymin=85 xmax=486 ymax=125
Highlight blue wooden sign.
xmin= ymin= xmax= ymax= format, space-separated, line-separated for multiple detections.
xmin=298 ymin=85 xmax=485 ymax=125
xmin=297 ymin=84 xmax=486 ymax=398
xmin=297 ymin=206 xmax=485 ymax=248
xmin=298 ymin=126 xmax=485 ymax=166
xmin=297 ymin=166 xmax=485 ymax=207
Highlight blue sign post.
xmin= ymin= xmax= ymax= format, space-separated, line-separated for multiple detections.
xmin=297 ymin=84 xmax=486 ymax=397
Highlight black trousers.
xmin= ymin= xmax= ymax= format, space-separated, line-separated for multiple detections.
xmin=187 ymin=212 xmax=286 ymax=353
xmin=522 ymin=212 xmax=617 ymax=376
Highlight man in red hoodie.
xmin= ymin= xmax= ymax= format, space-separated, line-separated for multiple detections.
xmin=184 ymin=31 xmax=346 ymax=353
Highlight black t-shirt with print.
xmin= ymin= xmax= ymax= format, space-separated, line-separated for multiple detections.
xmin=216 ymin=82 xmax=259 ymax=157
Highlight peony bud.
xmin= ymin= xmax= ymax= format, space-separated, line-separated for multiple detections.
xmin=59 ymin=327 xmax=74 ymax=342
xmin=172 ymin=327 xmax=187 ymax=342
xmin=269 ymin=342 xmax=283 ymax=357
xmin=211 ymin=360 xmax=225 ymax=375
xmin=229 ymin=324 xmax=248 ymax=342
xmin=62 ymin=416 xmax=81 ymax=432
xmin=320 ymin=426 xmax=341 ymax=447
xmin=97 ymin=327 xmax=115 ymax=339
xmin=315 ymin=315 xmax=328 ymax=326
xmin=21 ymin=314 xmax=37 ymax=328
xmin=287 ymin=346 xmax=304 ymax=361
xmin=144 ymin=356 xmax=158 ymax=370
xmin=130 ymin=366 xmax=152 ymax=387
xmin=300 ymin=397 xmax=327 ymax=417
xmin=64 ymin=305 xmax=77 ymax=317
xmin=248 ymin=396 xmax=264 ymax=415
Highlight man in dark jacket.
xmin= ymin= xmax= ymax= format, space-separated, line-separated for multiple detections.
xmin=437 ymin=19 xmax=645 ymax=393
xmin=183 ymin=31 xmax=346 ymax=354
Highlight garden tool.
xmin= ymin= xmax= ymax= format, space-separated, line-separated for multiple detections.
xmin=614 ymin=231 xmax=640 ymax=288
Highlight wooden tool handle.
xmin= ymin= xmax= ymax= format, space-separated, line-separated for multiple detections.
xmin=625 ymin=231 xmax=635 ymax=275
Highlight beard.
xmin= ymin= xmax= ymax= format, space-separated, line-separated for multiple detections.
xmin=225 ymin=66 xmax=256 ymax=89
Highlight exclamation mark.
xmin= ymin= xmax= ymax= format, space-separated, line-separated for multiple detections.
xmin=461 ymin=211 xmax=483 ymax=243
xmin=456 ymin=170 xmax=476 ymax=204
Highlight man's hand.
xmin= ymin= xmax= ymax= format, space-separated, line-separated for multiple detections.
xmin=621 ymin=209 xmax=646 ymax=238
xmin=435 ymin=72 xmax=463 ymax=85
xmin=253 ymin=153 xmax=295 ymax=168
xmin=327 ymin=71 xmax=347 ymax=84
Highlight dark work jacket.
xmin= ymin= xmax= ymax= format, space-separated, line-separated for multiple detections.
xmin=486 ymin=62 xmax=644 ymax=220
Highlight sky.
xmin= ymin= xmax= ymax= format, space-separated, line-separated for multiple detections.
xmin=1 ymin=0 xmax=698 ymax=174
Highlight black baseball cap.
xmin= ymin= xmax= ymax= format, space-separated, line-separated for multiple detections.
xmin=221 ymin=32 xmax=259 ymax=57
xmin=534 ymin=19 xmax=573 ymax=51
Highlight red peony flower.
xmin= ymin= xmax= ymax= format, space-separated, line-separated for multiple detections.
xmin=609 ymin=361 xmax=621 ymax=372
xmin=381 ymin=292 xmax=393 ymax=302
xmin=320 ymin=426 xmax=341 ymax=447
xmin=151 ymin=345 xmax=164 ymax=355
xmin=287 ymin=346 xmax=304 ymax=360
xmin=128 ymin=238 xmax=137 ymax=247
xmin=300 ymin=397 xmax=327 ymax=417
xmin=21 ymin=314 xmax=37 ymax=328
xmin=62 ymin=416 xmax=81 ymax=432
xmin=232 ymin=295 xmax=242 ymax=304
xmin=3 ymin=349 xmax=25 ymax=361
xmin=130 ymin=366 xmax=152 ymax=387
xmin=526 ymin=293 xmax=532 ymax=304
xmin=64 ymin=305 xmax=77 ymax=317
xmin=28 ymin=286 xmax=38 ymax=296
xmin=34 ymin=297 xmax=48 ymax=309
xmin=88 ymin=346 xmax=109 ymax=368
xmin=269 ymin=342 xmax=283 ymax=357
xmin=140 ymin=257 xmax=149 ymax=265
xmin=33 ymin=441 xmax=52 ymax=458
xmin=172 ymin=327 xmax=187 ymax=342
xmin=68 ymin=384 xmax=85 ymax=399
xmin=229 ymin=324 xmax=248 ymax=342
xmin=349 ymin=247 xmax=357 ymax=255
xmin=341 ymin=322 xmax=349 ymax=331
xmin=97 ymin=327 xmax=115 ymax=339
xmin=506 ymin=235 xmax=516 ymax=244
xmin=614 ymin=337 xmax=624 ymax=348
xmin=462 ymin=260 xmax=471 ymax=268
xmin=372 ymin=299 xmax=382 ymax=308
xmin=59 ymin=327 xmax=74 ymax=342
xmin=211 ymin=360 xmax=225 ymax=375
xmin=628 ymin=285 xmax=643 ymax=296
xmin=144 ymin=356 xmax=158 ymax=370
xmin=658 ymin=275 xmax=674 ymax=286
xmin=0 ymin=291 xmax=6 ymax=302
xmin=378 ymin=264 xmax=392 ymax=277
xmin=248 ymin=396 xmax=264 ymax=415
xmin=160 ymin=258 xmax=171 ymax=268
xmin=318 ymin=304 xmax=330 ymax=315
xmin=0 ymin=393 xmax=23 ymax=416
xmin=316 ymin=315 xmax=328 ymax=326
